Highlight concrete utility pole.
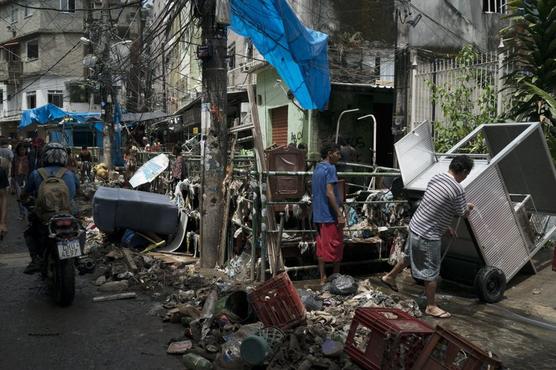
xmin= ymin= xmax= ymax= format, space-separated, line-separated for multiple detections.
xmin=199 ymin=0 xmax=228 ymax=268
xmin=129 ymin=1 xmax=143 ymax=112
xmin=101 ymin=0 xmax=113 ymax=169
xmin=393 ymin=1 xmax=411 ymax=141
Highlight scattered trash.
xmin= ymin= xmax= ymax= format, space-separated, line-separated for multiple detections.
xmin=182 ymin=352 xmax=214 ymax=370
xmin=240 ymin=327 xmax=285 ymax=366
xmin=297 ymin=289 xmax=324 ymax=311
xmin=321 ymin=338 xmax=343 ymax=357
xmin=328 ymin=274 xmax=358 ymax=295
xmin=223 ymin=251 xmax=252 ymax=280
xmin=167 ymin=340 xmax=193 ymax=354
xmin=94 ymin=275 xmax=106 ymax=286
xmin=93 ymin=292 xmax=137 ymax=302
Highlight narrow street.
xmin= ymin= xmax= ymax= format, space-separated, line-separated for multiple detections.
xmin=0 ymin=196 xmax=183 ymax=370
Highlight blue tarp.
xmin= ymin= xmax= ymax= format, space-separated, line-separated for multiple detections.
xmin=230 ymin=0 xmax=330 ymax=110
xmin=19 ymin=103 xmax=102 ymax=131
xmin=19 ymin=103 xmax=123 ymax=166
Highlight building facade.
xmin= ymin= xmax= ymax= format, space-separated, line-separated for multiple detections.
xmin=0 ymin=0 xmax=140 ymax=138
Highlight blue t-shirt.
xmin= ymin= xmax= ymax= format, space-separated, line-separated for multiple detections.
xmin=312 ymin=161 xmax=341 ymax=223
xmin=25 ymin=166 xmax=79 ymax=200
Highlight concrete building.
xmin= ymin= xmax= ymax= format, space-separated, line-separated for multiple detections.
xmin=150 ymin=1 xmax=397 ymax=165
xmin=253 ymin=0 xmax=397 ymax=165
xmin=0 ymin=0 xmax=140 ymax=138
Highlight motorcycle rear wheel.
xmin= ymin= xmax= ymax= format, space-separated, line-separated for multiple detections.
xmin=47 ymin=249 xmax=75 ymax=306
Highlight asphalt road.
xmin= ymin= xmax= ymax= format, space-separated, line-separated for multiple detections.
xmin=0 ymin=196 xmax=184 ymax=370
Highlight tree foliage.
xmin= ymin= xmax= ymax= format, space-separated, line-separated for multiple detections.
xmin=428 ymin=45 xmax=497 ymax=153
xmin=502 ymin=0 xmax=556 ymax=159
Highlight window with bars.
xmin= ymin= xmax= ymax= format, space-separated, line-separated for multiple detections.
xmin=228 ymin=42 xmax=236 ymax=69
xmin=27 ymin=39 xmax=39 ymax=60
xmin=483 ymin=0 xmax=506 ymax=13
xmin=26 ymin=91 xmax=37 ymax=109
xmin=24 ymin=3 xmax=33 ymax=17
xmin=11 ymin=5 xmax=18 ymax=23
xmin=48 ymin=90 xmax=64 ymax=108
xmin=60 ymin=0 xmax=76 ymax=13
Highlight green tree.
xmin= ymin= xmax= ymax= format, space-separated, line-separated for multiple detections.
xmin=429 ymin=45 xmax=498 ymax=153
xmin=502 ymin=0 xmax=556 ymax=159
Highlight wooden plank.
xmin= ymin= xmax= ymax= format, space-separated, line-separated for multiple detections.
xmin=93 ymin=292 xmax=137 ymax=302
xmin=247 ymin=84 xmax=284 ymax=274
xmin=218 ymin=118 xmax=239 ymax=265
xmin=122 ymin=248 xmax=138 ymax=273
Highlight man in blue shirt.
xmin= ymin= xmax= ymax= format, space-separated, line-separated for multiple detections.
xmin=312 ymin=143 xmax=345 ymax=284
xmin=22 ymin=142 xmax=79 ymax=274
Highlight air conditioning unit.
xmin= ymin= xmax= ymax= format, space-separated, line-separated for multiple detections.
xmin=240 ymin=64 xmax=250 ymax=73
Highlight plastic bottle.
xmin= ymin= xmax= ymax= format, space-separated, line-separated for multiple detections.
xmin=182 ymin=353 xmax=213 ymax=370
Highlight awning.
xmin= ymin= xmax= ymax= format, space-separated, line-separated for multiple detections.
xmin=19 ymin=103 xmax=102 ymax=132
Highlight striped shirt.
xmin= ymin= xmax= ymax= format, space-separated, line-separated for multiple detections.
xmin=409 ymin=173 xmax=467 ymax=240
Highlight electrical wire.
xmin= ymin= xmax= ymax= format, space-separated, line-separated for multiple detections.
xmin=12 ymin=1 xmax=143 ymax=12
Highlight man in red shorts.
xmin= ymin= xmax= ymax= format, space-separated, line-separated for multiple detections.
xmin=312 ymin=143 xmax=345 ymax=284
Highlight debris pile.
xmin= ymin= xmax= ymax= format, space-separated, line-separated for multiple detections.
xmin=153 ymin=271 xmax=423 ymax=370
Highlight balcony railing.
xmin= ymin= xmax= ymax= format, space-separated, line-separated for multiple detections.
xmin=0 ymin=61 xmax=23 ymax=82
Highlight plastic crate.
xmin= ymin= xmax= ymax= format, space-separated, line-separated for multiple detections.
xmin=412 ymin=325 xmax=502 ymax=370
xmin=248 ymin=272 xmax=306 ymax=330
xmin=344 ymin=308 xmax=434 ymax=370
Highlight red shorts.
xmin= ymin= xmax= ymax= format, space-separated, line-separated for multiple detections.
xmin=316 ymin=223 xmax=344 ymax=263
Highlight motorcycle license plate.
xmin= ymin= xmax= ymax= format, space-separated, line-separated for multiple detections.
xmin=57 ymin=240 xmax=82 ymax=260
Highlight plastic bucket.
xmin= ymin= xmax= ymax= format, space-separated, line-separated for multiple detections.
xmin=214 ymin=290 xmax=254 ymax=323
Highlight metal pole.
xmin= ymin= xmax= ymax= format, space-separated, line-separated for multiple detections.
xmin=251 ymin=181 xmax=261 ymax=281
xmin=268 ymin=258 xmax=389 ymax=273
xmin=335 ymin=108 xmax=359 ymax=143
xmin=260 ymin=182 xmax=267 ymax=282
xmin=357 ymin=114 xmax=377 ymax=167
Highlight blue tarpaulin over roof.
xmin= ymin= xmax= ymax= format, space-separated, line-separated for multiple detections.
xmin=230 ymin=0 xmax=330 ymax=110
xmin=19 ymin=103 xmax=123 ymax=165
xmin=19 ymin=103 xmax=102 ymax=131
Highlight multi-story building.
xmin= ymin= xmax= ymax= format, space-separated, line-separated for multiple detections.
xmin=0 ymin=0 xmax=140 ymax=138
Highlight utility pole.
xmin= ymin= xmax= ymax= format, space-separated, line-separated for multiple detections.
xmin=129 ymin=1 xmax=143 ymax=112
xmin=198 ymin=0 xmax=228 ymax=268
xmin=101 ymin=0 xmax=113 ymax=169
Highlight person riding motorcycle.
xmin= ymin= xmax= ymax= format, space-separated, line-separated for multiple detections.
xmin=22 ymin=143 xmax=79 ymax=274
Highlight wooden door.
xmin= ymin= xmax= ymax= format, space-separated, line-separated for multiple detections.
xmin=270 ymin=106 xmax=288 ymax=147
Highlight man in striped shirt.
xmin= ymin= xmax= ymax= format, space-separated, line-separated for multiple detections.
xmin=382 ymin=155 xmax=474 ymax=318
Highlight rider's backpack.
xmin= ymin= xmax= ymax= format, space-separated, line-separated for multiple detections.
xmin=35 ymin=168 xmax=71 ymax=222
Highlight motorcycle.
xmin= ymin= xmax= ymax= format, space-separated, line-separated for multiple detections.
xmin=25 ymin=200 xmax=93 ymax=306
xmin=41 ymin=213 xmax=88 ymax=306
xmin=80 ymin=160 xmax=93 ymax=183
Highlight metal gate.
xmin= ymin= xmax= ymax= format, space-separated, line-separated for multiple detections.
xmin=411 ymin=51 xmax=509 ymax=129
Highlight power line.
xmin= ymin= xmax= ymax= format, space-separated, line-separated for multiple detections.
xmin=12 ymin=1 xmax=143 ymax=12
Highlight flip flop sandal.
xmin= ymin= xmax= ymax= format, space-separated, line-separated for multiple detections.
xmin=380 ymin=276 xmax=399 ymax=292
xmin=426 ymin=309 xmax=451 ymax=319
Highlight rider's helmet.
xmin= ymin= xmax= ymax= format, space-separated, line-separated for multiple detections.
xmin=41 ymin=142 xmax=68 ymax=167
